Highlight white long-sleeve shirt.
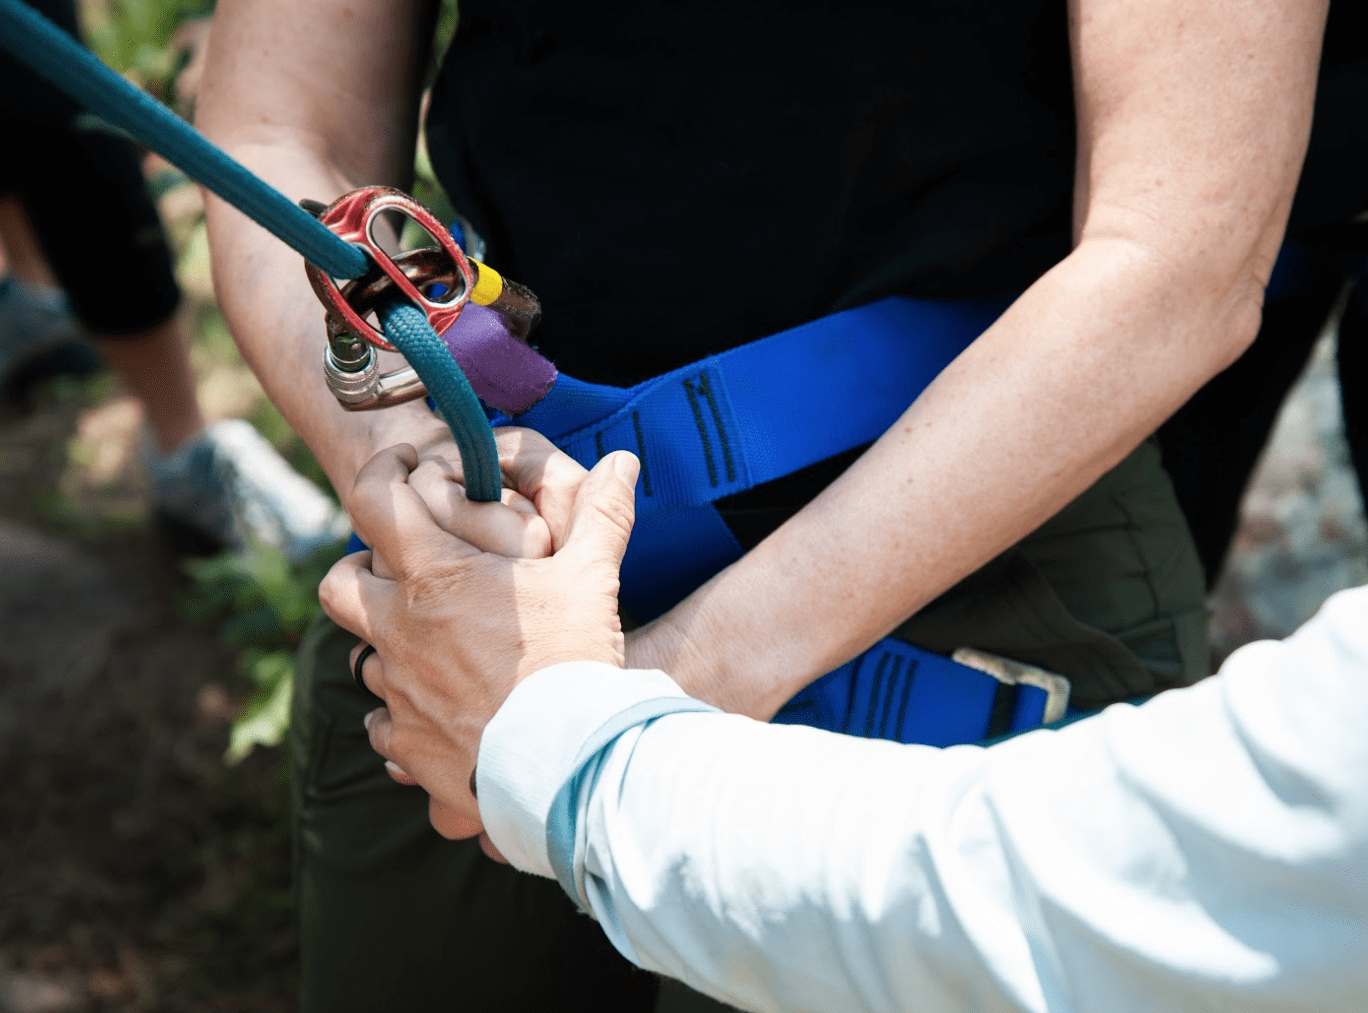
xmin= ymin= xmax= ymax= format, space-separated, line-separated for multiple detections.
xmin=476 ymin=586 xmax=1368 ymax=1013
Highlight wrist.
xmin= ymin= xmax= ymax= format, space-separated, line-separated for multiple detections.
xmin=625 ymin=590 xmax=825 ymax=721
xmin=626 ymin=616 xmax=740 ymax=712
xmin=345 ymin=403 xmax=448 ymax=493
xmin=520 ymin=613 xmax=626 ymax=685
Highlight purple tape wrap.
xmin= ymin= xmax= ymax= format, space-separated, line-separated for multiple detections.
xmin=439 ymin=303 xmax=557 ymax=415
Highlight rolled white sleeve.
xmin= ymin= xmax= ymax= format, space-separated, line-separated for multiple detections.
xmin=476 ymin=662 xmax=718 ymax=879
xmin=478 ymin=588 xmax=1368 ymax=1013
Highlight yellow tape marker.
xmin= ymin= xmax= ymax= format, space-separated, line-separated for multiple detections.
xmin=470 ymin=261 xmax=504 ymax=306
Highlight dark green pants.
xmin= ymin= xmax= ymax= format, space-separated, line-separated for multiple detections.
xmin=292 ymin=437 xmax=1207 ymax=1012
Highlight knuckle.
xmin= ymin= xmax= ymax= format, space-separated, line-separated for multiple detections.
xmin=346 ymin=469 xmax=382 ymax=509
xmin=429 ymin=798 xmax=469 ymax=840
xmin=595 ymin=496 xmax=636 ymax=539
xmin=405 ymin=566 xmax=463 ymax=609
xmin=317 ymin=571 xmax=339 ymax=609
xmin=365 ymin=716 xmax=388 ymax=757
xmin=428 ymin=797 xmax=448 ymax=832
xmin=381 ymin=726 xmax=412 ymax=766
xmin=525 ymin=519 xmax=553 ymax=559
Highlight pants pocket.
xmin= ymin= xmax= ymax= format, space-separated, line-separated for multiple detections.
xmin=894 ymin=439 xmax=1209 ymax=711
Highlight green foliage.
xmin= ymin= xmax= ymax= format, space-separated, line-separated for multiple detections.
xmin=82 ymin=0 xmax=214 ymax=98
xmin=434 ymin=0 xmax=459 ymax=60
xmin=408 ymin=143 xmax=458 ymax=244
xmin=180 ymin=539 xmax=345 ymax=764
xmin=225 ymin=650 xmax=295 ymax=765
xmin=408 ymin=0 xmax=461 ymax=228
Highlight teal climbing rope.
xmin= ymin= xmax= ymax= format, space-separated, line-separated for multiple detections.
xmin=0 ymin=0 xmax=502 ymax=501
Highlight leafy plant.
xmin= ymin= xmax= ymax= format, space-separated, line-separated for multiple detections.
xmin=180 ymin=539 xmax=345 ymax=763
xmin=81 ymin=0 xmax=215 ymax=99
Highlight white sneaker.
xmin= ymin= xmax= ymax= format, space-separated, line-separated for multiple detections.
xmin=143 ymin=419 xmax=349 ymax=562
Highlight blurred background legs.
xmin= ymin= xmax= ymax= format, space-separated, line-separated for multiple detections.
xmin=0 ymin=9 xmax=340 ymax=1005
xmin=0 ymin=196 xmax=102 ymax=399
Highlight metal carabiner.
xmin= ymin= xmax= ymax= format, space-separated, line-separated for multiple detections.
xmin=302 ymin=186 xmax=543 ymax=412
xmin=304 ymin=185 xmax=474 ymax=352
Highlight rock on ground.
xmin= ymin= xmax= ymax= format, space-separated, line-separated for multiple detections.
xmin=1209 ymin=327 xmax=1368 ymax=663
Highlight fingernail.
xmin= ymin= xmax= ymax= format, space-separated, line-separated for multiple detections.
xmin=614 ymin=452 xmax=640 ymax=485
xmin=363 ymin=709 xmax=377 ymax=730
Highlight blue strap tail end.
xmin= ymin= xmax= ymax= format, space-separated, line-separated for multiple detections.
xmin=773 ymin=640 xmax=1054 ymax=746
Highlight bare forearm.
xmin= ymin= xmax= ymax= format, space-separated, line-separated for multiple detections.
xmin=632 ymin=0 xmax=1326 ymax=717
xmin=633 ymin=237 xmax=1265 ymax=717
xmin=201 ymin=152 xmax=442 ymax=500
xmin=197 ymin=0 xmax=441 ymax=499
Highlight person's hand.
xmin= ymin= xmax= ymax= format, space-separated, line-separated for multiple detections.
xmin=342 ymin=425 xmax=596 ymax=856
xmin=401 ymin=425 xmax=757 ymax=718
xmin=318 ymin=443 xmax=640 ymax=854
xmin=386 ymin=426 xmax=587 ymax=569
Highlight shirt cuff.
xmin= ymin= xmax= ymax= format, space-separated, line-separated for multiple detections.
xmin=477 ymin=662 xmax=711 ymax=878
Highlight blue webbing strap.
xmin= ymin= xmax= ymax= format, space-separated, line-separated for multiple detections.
xmin=773 ymin=637 xmax=1052 ymax=744
xmin=490 ymin=237 xmax=1332 ymax=742
xmin=0 ymin=0 xmax=503 ymax=500
xmin=493 ymin=295 xmax=1011 ymax=619
xmin=491 ymin=294 xmax=1058 ymax=745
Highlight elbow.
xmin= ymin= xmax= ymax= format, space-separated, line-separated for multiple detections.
xmin=1078 ymin=215 xmax=1279 ymax=376
xmin=1215 ymin=303 xmax=1263 ymax=373
xmin=1207 ymin=244 xmax=1273 ymax=372
xmin=1206 ymin=215 xmax=1287 ymax=369
xmin=1207 ymin=269 xmax=1265 ymax=374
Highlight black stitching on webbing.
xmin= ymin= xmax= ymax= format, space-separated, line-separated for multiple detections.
xmin=892 ymin=658 xmax=918 ymax=740
xmin=844 ymin=654 xmax=865 ymax=735
xmin=878 ymin=656 xmax=904 ymax=739
xmin=631 ymin=411 xmax=653 ymax=496
xmin=986 ymin=682 xmax=1019 ymax=740
xmin=682 ymin=375 xmax=719 ymax=487
xmin=690 ymin=371 xmax=735 ymax=482
xmin=865 ymin=653 xmax=891 ymax=739
xmin=594 ymin=431 xmax=606 ymax=460
xmin=779 ymin=697 xmax=820 ymax=725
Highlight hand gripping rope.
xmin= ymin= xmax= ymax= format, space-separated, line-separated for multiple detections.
xmin=0 ymin=0 xmax=525 ymax=502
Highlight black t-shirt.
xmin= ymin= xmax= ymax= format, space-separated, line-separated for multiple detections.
xmin=428 ymin=0 xmax=1368 ymax=381
xmin=1288 ymin=4 xmax=1368 ymax=247
xmin=425 ymin=0 xmax=1368 ymax=541
xmin=426 ymin=0 xmax=1076 ymax=387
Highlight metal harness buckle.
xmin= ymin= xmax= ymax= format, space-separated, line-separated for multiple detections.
xmin=951 ymin=647 xmax=1072 ymax=725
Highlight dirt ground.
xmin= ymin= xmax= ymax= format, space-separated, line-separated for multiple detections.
xmin=0 ymin=383 xmax=297 ymax=1013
